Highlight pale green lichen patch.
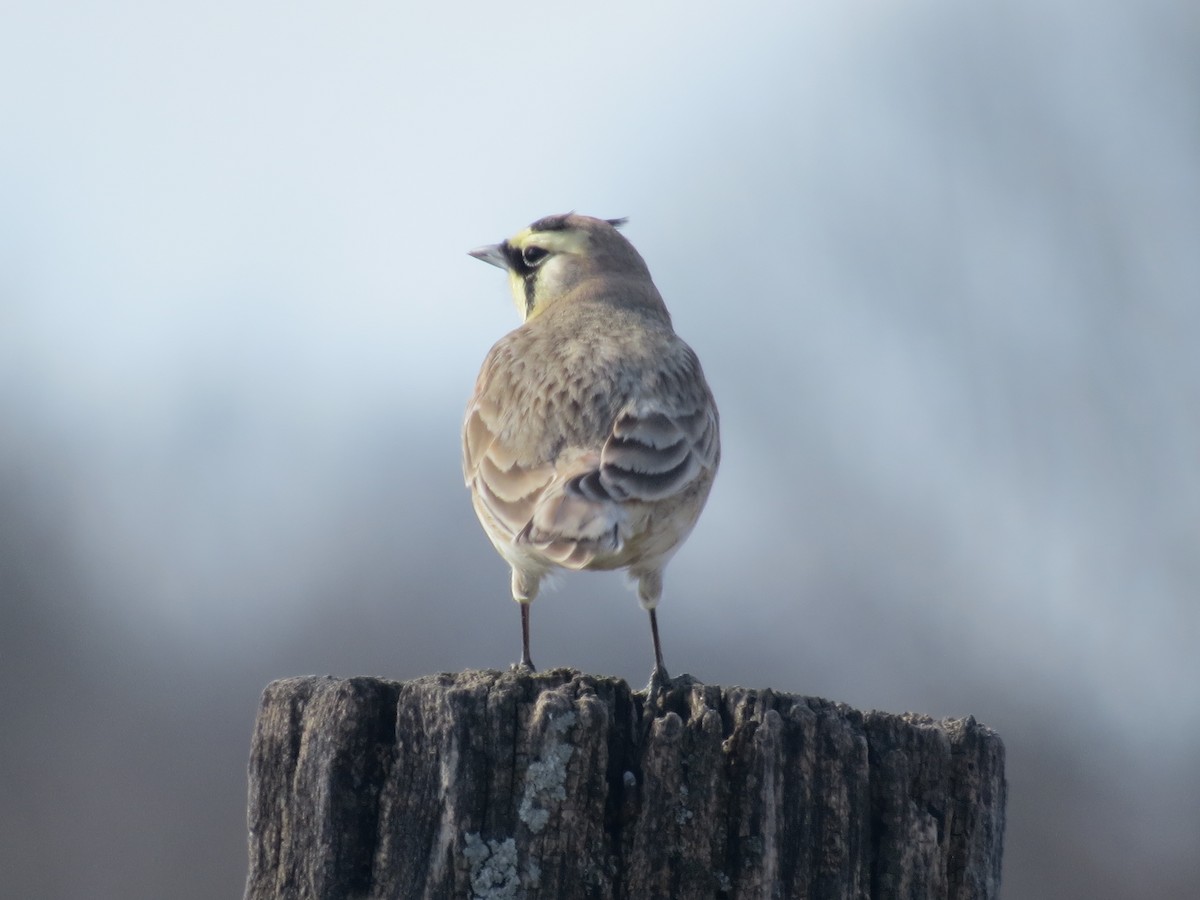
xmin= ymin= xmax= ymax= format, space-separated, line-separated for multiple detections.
xmin=463 ymin=832 xmax=520 ymax=900
xmin=518 ymin=710 xmax=577 ymax=833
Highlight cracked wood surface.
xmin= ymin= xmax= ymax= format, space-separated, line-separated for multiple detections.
xmin=243 ymin=669 xmax=1005 ymax=900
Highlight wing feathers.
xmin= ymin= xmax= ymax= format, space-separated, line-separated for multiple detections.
xmin=602 ymin=452 xmax=700 ymax=502
xmin=466 ymin=403 xmax=554 ymax=536
xmin=476 ymin=476 xmax=536 ymax=533
xmin=479 ymin=454 xmax=554 ymax=503
xmin=603 ymin=433 xmax=691 ymax=475
xmin=612 ymin=411 xmax=679 ymax=448
xmin=465 ymin=393 xmax=718 ymax=569
xmin=598 ymin=401 xmax=717 ymax=503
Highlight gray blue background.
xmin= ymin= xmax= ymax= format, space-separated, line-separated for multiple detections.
xmin=2 ymin=2 xmax=1196 ymax=897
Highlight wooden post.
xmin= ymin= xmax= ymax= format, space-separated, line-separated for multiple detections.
xmin=243 ymin=669 xmax=1005 ymax=900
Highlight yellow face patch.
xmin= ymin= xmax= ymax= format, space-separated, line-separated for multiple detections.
xmin=505 ymin=226 xmax=591 ymax=321
xmin=506 ymin=268 xmax=526 ymax=318
xmin=508 ymin=227 xmax=589 ymax=257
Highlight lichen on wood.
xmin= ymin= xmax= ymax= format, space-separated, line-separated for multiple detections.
xmin=244 ymin=669 xmax=1005 ymax=900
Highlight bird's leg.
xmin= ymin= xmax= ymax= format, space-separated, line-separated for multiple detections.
xmin=635 ymin=607 xmax=674 ymax=749
xmin=518 ymin=602 xmax=535 ymax=672
xmin=511 ymin=570 xmax=537 ymax=672
xmin=647 ymin=607 xmax=670 ymax=695
xmin=649 ymin=608 xmax=667 ymax=676
xmin=637 ymin=572 xmax=670 ymax=689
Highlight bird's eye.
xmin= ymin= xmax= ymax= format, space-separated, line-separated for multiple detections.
xmin=522 ymin=246 xmax=549 ymax=267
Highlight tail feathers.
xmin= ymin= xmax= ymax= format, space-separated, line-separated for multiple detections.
xmin=518 ymin=488 xmax=624 ymax=569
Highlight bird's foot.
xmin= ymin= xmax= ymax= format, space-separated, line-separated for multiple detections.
xmin=649 ymin=664 xmax=671 ymax=695
xmin=636 ymin=665 xmax=674 ymax=750
xmin=644 ymin=664 xmax=672 ymax=719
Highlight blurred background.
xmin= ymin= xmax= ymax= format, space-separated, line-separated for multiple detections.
xmin=2 ymin=1 xmax=1197 ymax=897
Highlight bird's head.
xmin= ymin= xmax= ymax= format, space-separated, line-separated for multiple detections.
xmin=469 ymin=213 xmax=650 ymax=322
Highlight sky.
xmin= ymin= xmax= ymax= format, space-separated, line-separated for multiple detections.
xmin=2 ymin=2 xmax=1198 ymax=898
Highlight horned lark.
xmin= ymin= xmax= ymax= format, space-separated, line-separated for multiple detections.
xmin=464 ymin=213 xmax=719 ymax=678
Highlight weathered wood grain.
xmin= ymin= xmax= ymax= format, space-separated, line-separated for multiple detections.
xmin=244 ymin=669 xmax=1004 ymax=900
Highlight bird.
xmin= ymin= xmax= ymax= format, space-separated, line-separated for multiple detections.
xmin=462 ymin=213 xmax=720 ymax=682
